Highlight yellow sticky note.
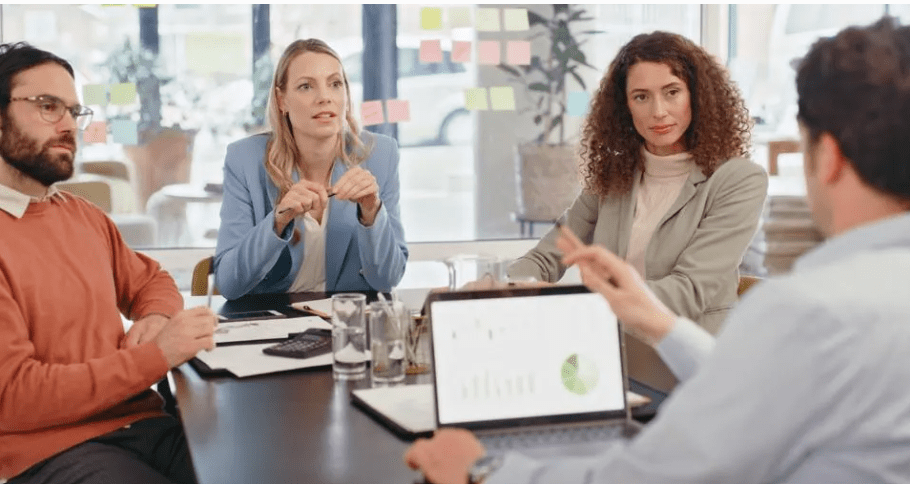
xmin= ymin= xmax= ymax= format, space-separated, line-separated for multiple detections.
xmin=109 ymin=82 xmax=137 ymax=105
xmin=503 ymin=8 xmax=530 ymax=31
xmin=475 ymin=8 xmax=501 ymax=32
xmin=420 ymin=7 xmax=443 ymax=30
xmin=490 ymin=86 xmax=516 ymax=111
xmin=449 ymin=7 xmax=472 ymax=28
xmin=464 ymin=88 xmax=489 ymax=111
xmin=186 ymin=33 xmax=245 ymax=75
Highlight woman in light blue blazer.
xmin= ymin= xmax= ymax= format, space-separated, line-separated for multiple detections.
xmin=214 ymin=39 xmax=408 ymax=299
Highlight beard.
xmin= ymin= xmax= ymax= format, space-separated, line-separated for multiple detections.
xmin=0 ymin=114 xmax=76 ymax=187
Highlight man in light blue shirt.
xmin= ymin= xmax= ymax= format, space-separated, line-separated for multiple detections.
xmin=405 ymin=17 xmax=910 ymax=484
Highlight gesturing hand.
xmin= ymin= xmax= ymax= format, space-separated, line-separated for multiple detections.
xmin=556 ymin=224 xmax=677 ymax=345
xmin=153 ymin=307 xmax=219 ymax=369
xmin=274 ymin=179 xmax=331 ymax=235
xmin=404 ymin=428 xmax=485 ymax=484
xmin=332 ymin=166 xmax=381 ymax=226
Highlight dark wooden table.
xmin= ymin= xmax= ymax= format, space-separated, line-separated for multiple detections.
xmin=172 ymin=292 xmax=668 ymax=484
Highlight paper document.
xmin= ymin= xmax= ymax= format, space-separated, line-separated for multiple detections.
xmin=194 ymin=342 xmax=333 ymax=378
xmin=214 ymin=316 xmax=327 ymax=345
xmin=290 ymin=298 xmax=333 ymax=318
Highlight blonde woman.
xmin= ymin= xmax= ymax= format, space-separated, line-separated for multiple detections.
xmin=215 ymin=39 xmax=407 ymax=299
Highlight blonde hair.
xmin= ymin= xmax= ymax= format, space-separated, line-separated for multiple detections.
xmin=265 ymin=39 xmax=372 ymax=203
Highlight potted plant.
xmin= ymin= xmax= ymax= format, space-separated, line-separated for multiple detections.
xmin=101 ymin=38 xmax=199 ymax=209
xmin=498 ymin=4 xmax=602 ymax=223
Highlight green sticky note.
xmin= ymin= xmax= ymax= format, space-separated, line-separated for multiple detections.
xmin=490 ymin=86 xmax=516 ymax=111
xmin=475 ymin=8 xmax=501 ymax=32
xmin=449 ymin=6 xmax=471 ymax=28
xmin=109 ymin=82 xmax=137 ymax=105
xmin=420 ymin=7 xmax=443 ymax=30
xmin=82 ymin=84 xmax=108 ymax=106
xmin=503 ymin=8 xmax=530 ymax=31
xmin=464 ymin=88 xmax=489 ymax=111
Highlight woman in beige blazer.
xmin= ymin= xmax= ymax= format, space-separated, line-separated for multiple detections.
xmin=509 ymin=31 xmax=768 ymax=336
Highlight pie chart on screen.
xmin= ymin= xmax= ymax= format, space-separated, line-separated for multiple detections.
xmin=561 ymin=353 xmax=599 ymax=395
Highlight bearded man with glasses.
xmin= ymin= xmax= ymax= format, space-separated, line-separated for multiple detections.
xmin=0 ymin=42 xmax=217 ymax=484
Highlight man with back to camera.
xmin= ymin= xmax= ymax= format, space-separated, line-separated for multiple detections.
xmin=0 ymin=42 xmax=217 ymax=484
xmin=405 ymin=17 xmax=910 ymax=484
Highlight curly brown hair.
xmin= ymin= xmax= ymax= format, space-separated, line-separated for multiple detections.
xmin=580 ymin=31 xmax=751 ymax=198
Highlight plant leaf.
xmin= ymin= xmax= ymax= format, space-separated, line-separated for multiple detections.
xmin=529 ymin=82 xmax=550 ymax=93
xmin=570 ymin=70 xmax=586 ymax=90
xmin=527 ymin=11 xmax=548 ymax=26
xmin=533 ymin=115 xmax=542 ymax=125
xmin=497 ymin=65 xmax=522 ymax=77
xmin=553 ymin=4 xmax=569 ymax=15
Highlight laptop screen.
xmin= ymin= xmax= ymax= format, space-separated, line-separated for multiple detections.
xmin=429 ymin=286 xmax=626 ymax=428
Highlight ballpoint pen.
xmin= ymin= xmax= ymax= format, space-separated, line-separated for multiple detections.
xmin=278 ymin=191 xmax=336 ymax=215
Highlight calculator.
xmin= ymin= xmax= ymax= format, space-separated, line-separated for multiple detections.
xmin=262 ymin=328 xmax=333 ymax=359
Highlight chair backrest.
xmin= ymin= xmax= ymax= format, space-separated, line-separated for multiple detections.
xmin=191 ymin=256 xmax=219 ymax=296
xmin=737 ymin=275 xmax=762 ymax=297
xmin=79 ymin=160 xmax=132 ymax=181
xmin=57 ymin=180 xmax=113 ymax=213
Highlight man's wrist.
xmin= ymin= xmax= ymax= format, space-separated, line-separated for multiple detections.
xmin=468 ymin=454 xmax=503 ymax=484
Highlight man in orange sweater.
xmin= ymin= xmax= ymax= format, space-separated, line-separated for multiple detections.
xmin=0 ymin=43 xmax=217 ymax=484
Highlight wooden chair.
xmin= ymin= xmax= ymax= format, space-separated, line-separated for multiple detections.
xmin=191 ymin=256 xmax=219 ymax=296
xmin=79 ymin=160 xmax=132 ymax=181
xmin=737 ymin=274 xmax=762 ymax=297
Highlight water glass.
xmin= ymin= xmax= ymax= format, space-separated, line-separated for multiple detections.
xmin=405 ymin=309 xmax=431 ymax=375
xmin=331 ymin=293 xmax=367 ymax=380
xmin=444 ymin=254 xmax=507 ymax=290
xmin=369 ymin=300 xmax=407 ymax=383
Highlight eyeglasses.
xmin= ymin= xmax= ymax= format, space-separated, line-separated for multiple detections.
xmin=9 ymin=95 xmax=94 ymax=130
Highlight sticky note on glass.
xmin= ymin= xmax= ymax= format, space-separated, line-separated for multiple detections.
xmin=475 ymin=8 xmax=501 ymax=32
xmin=503 ymin=8 xmax=530 ymax=31
xmin=507 ymin=41 xmax=531 ymax=66
xmin=386 ymin=99 xmax=411 ymax=124
xmin=490 ymin=86 xmax=516 ymax=111
xmin=464 ymin=88 xmax=489 ymax=111
xmin=449 ymin=7 xmax=472 ymax=28
xmin=83 ymin=121 xmax=107 ymax=144
xmin=478 ymin=41 xmax=501 ymax=65
xmin=110 ymin=119 xmax=138 ymax=145
xmin=83 ymin=84 xmax=108 ymax=106
xmin=361 ymin=100 xmax=385 ymax=126
xmin=567 ymin=91 xmax=590 ymax=117
xmin=451 ymin=41 xmax=472 ymax=63
xmin=420 ymin=7 xmax=443 ymax=30
xmin=419 ymin=40 xmax=443 ymax=63
xmin=109 ymin=82 xmax=137 ymax=105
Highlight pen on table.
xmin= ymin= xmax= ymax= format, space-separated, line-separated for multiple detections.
xmin=277 ymin=191 xmax=336 ymax=215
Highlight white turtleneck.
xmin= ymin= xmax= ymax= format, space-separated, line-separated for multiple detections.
xmin=626 ymin=149 xmax=695 ymax=278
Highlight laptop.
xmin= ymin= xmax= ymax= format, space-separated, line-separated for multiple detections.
xmin=426 ymin=285 xmax=641 ymax=458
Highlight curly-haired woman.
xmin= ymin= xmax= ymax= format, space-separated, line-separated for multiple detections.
xmin=509 ymin=31 xmax=767 ymax=335
xmin=214 ymin=39 xmax=408 ymax=299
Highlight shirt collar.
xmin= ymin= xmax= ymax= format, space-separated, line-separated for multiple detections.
xmin=0 ymin=182 xmax=64 ymax=219
xmin=794 ymin=212 xmax=910 ymax=271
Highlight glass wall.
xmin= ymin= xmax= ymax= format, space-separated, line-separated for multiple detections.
xmin=6 ymin=4 xmax=901 ymax=249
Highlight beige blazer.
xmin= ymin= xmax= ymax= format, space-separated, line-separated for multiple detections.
xmin=509 ymin=157 xmax=768 ymax=335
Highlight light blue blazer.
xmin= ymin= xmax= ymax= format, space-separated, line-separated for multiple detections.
xmin=214 ymin=132 xmax=408 ymax=299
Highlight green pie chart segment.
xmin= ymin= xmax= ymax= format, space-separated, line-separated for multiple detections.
xmin=561 ymin=353 xmax=599 ymax=395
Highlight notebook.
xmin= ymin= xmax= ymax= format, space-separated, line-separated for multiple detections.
xmin=426 ymin=285 xmax=640 ymax=458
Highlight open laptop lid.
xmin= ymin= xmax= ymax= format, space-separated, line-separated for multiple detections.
xmin=427 ymin=285 xmax=628 ymax=432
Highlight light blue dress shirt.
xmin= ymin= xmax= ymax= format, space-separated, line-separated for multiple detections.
xmin=489 ymin=212 xmax=910 ymax=484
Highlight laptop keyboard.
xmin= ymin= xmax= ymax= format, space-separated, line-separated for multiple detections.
xmin=478 ymin=423 xmax=626 ymax=451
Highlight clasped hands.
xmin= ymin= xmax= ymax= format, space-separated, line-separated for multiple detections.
xmin=274 ymin=166 xmax=380 ymax=234
xmin=403 ymin=226 xmax=679 ymax=484
xmin=121 ymin=307 xmax=219 ymax=369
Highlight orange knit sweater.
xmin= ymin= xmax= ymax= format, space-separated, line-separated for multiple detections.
xmin=0 ymin=193 xmax=181 ymax=479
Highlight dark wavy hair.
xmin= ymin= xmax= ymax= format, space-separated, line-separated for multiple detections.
xmin=0 ymin=42 xmax=74 ymax=117
xmin=580 ymin=31 xmax=751 ymax=198
xmin=797 ymin=17 xmax=910 ymax=202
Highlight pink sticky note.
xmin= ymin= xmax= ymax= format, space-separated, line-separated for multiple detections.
xmin=419 ymin=39 xmax=443 ymax=63
xmin=361 ymin=100 xmax=385 ymax=126
xmin=386 ymin=99 xmax=411 ymax=123
xmin=478 ymin=40 xmax=501 ymax=65
xmin=83 ymin=121 xmax=107 ymax=144
xmin=506 ymin=41 xmax=531 ymax=66
xmin=452 ymin=41 xmax=472 ymax=63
